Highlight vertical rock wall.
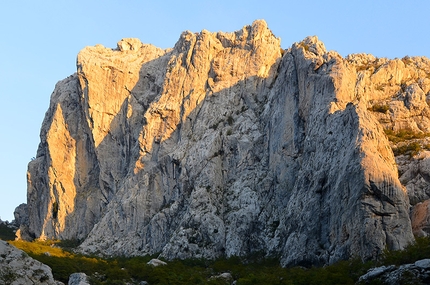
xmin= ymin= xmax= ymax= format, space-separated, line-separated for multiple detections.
xmin=24 ymin=20 xmax=430 ymax=266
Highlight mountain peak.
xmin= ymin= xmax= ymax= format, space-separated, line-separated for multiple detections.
xmin=20 ymin=21 xmax=430 ymax=266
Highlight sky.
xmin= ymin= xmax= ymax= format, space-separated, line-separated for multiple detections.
xmin=0 ymin=1 xmax=429 ymax=221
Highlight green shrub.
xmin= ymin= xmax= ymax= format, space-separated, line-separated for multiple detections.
xmin=57 ymin=239 xmax=82 ymax=250
xmin=393 ymin=142 xmax=422 ymax=157
xmin=384 ymin=129 xmax=430 ymax=144
xmin=0 ymin=267 xmax=17 ymax=284
xmin=368 ymin=104 xmax=389 ymax=113
xmin=210 ymin=122 xmax=219 ymax=130
xmin=374 ymin=85 xmax=385 ymax=92
xmin=356 ymin=58 xmax=383 ymax=73
xmin=11 ymin=237 xmax=430 ymax=285
xmin=382 ymin=237 xmax=430 ymax=266
xmin=0 ymin=223 xmax=16 ymax=241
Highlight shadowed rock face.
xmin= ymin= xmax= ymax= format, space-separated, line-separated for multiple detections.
xmin=23 ymin=19 xmax=430 ymax=266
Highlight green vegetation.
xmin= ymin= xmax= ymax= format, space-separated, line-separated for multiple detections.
xmin=0 ymin=267 xmax=18 ymax=284
xmin=393 ymin=142 xmax=423 ymax=157
xmin=384 ymin=129 xmax=430 ymax=157
xmin=368 ymin=104 xmax=389 ymax=113
xmin=374 ymin=84 xmax=385 ymax=92
xmin=384 ymin=129 xmax=430 ymax=144
xmin=355 ymin=58 xmax=384 ymax=72
xmin=210 ymin=122 xmax=219 ymax=130
xmin=4 ymin=236 xmax=430 ymax=284
xmin=382 ymin=236 xmax=430 ymax=266
xmin=0 ymin=223 xmax=16 ymax=241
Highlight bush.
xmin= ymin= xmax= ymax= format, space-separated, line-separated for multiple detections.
xmin=382 ymin=237 xmax=430 ymax=266
xmin=0 ymin=267 xmax=17 ymax=284
xmin=374 ymin=85 xmax=385 ymax=92
xmin=384 ymin=129 xmax=430 ymax=144
xmin=11 ymin=237 xmax=430 ymax=284
xmin=0 ymin=223 xmax=16 ymax=241
xmin=368 ymin=104 xmax=389 ymax=113
xmin=356 ymin=58 xmax=384 ymax=73
xmin=393 ymin=142 xmax=422 ymax=157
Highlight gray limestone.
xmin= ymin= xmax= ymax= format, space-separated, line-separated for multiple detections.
xmin=21 ymin=20 xmax=430 ymax=267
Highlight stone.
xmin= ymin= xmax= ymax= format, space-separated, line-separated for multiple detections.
xmin=147 ymin=258 xmax=167 ymax=267
xmin=415 ymin=258 xmax=430 ymax=269
xmin=357 ymin=260 xmax=430 ymax=284
xmin=22 ymin=19 xmax=430 ymax=267
xmin=210 ymin=272 xmax=233 ymax=281
xmin=68 ymin=273 xmax=90 ymax=285
xmin=411 ymin=200 xmax=430 ymax=237
xmin=0 ymin=240 xmax=58 ymax=284
xmin=358 ymin=265 xmax=396 ymax=282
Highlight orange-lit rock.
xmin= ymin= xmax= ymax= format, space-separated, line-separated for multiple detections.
xmin=22 ymin=20 xmax=430 ymax=266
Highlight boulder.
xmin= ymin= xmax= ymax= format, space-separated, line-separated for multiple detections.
xmin=147 ymin=258 xmax=167 ymax=267
xmin=0 ymin=240 xmax=58 ymax=284
xmin=68 ymin=273 xmax=90 ymax=285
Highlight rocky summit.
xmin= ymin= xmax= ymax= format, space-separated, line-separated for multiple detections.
xmin=19 ymin=20 xmax=430 ymax=266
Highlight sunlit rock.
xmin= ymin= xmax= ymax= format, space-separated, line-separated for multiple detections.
xmin=22 ymin=19 xmax=430 ymax=266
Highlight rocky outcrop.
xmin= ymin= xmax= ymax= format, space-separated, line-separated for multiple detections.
xmin=13 ymin=203 xmax=28 ymax=227
xmin=68 ymin=273 xmax=90 ymax=285
xmin=23 ymin=20 xmax=430 ymax=266
xmin=358 ymin=259 xmax=430 ymax=284
xmin=0 ymin=240 xmax=60 ymax=284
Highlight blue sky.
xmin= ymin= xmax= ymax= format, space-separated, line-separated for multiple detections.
xmin=0 ymin=1 xmax=429 ymax=221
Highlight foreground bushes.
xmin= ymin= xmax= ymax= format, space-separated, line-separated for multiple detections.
xmin=2 ymin=236 xmax=430 ymax=284
xmin=5 ymin=239 xmax=371 ymax=284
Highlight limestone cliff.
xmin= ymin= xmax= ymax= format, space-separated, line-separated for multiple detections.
xmin=22 ymin=20 xmax=430 ymax=266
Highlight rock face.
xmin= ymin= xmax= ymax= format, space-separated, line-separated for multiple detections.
xmin=358 ymin=259 xmax=430 ymax=284
xmin=22 ymin=20 xmax=430 ymax=266
xmin=13 ymin=203 xmax=28 ymax=226
xmin=68 ymin=273 xmax=90 ymax=285
xmin=0 ymin=240 xmax=58 ymax=284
